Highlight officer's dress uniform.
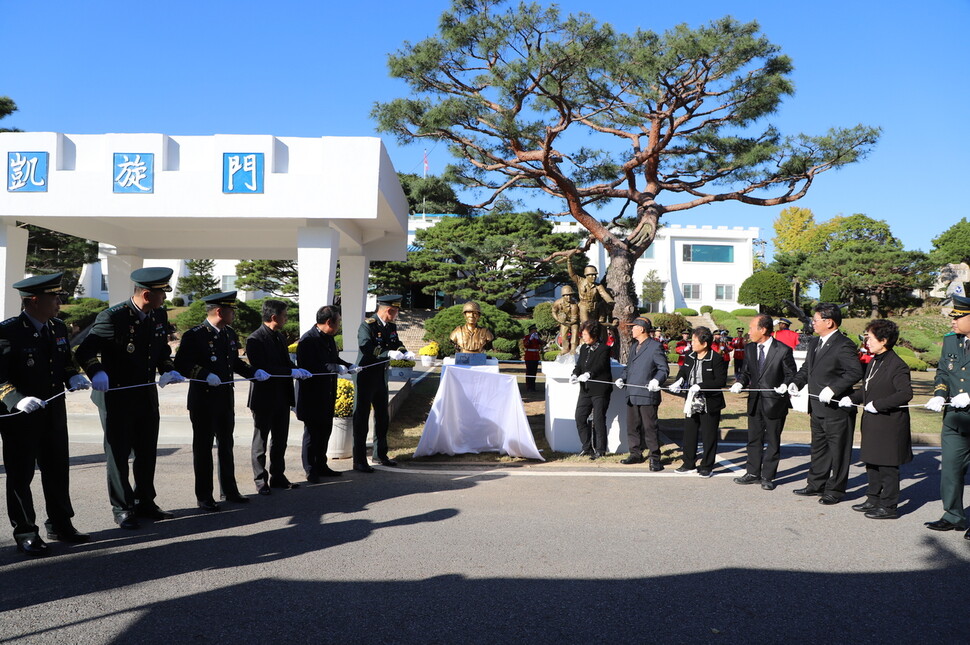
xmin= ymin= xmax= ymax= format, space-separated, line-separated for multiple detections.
xmin=175 ymin=319 xmax=255 ymax=504
xmin=353 ymin=314 xmax=407 ymax=467
xmin=76 ymin=299 xmax=177 ymax=521
xmin=0 ymin=313 xmax=80 ymax=545
xmin=934 ymin=331 xmax=970 ymax=526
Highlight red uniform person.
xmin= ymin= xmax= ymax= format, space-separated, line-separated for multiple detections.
xmin=858 ymin=336 xmax=873 ymax=365
xmin=674 ymin=331 xmax=691 ymax=367
xmin=773 ymin=318 xmax=799 ymax=349
xmin=718 ymin=331 xmax=733 ymax=364
xmin=731 ymin=328 xmax=746 ymax=373
xmin=522 ymin=325 xmax=544 ymax=392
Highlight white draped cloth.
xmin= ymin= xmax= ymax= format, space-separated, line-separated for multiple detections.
xmin=415 ymin=367 xmax=543 ymax=460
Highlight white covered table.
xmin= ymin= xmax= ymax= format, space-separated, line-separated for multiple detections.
xmin=415 ymin=367 xmax=543 ymax=460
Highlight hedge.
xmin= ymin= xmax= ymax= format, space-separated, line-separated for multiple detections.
xmin=900 ymin=354 xmax=929 ymax=371
xmin=487 ymin=351 xmax=515 ymax=361
xmin=700 ymin=305 xmax=713 ymax=314
xmin=651 ymin=313 xmax=690 ymax=336
xmin=674 ymin=307 xmax=699 ymax=316
xmin=60 ymin=298 xmax=109 ymax=333
xmin=731 ymin=308 xmax=759 ymax=317
xmin=543 ymin=350 xmax=560 ymax=361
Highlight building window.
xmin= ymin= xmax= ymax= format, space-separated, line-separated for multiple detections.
xmin=100 ymin=273 xmax=108 ymax=292
xmin=682 ymin=284 xmax=701 ymax=300
xmin=642 ymin=245 xmax=655 ymax=260
xmin=222 ymin=275 xmax=236 ymax=291
xmin=715 ymin=284 xmax=734 ymax=301
xmin=683 ymin=244 xmax=734 ymax=263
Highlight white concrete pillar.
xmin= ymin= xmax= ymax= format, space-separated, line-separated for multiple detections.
xmin=297 ymin=225 xmax=340 ymax=335
xmin=105 ymin=250 xmax=144 ymax=305
xmin=339 ymin=254 xmax=369 ymax=361
xmin=0 ymin=221 xmax=29 ymax=319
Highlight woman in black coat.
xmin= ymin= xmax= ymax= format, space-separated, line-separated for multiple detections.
xmin=571 ymin=320 xmax=613 ymax=459
xmin=839 ymin=319 xmax=913 ymax=519
xmin=671 ymin=326 xmax=728 ymax=477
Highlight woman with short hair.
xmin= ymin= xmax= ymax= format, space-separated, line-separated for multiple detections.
xmin=671 ymin=326 xmax=728 ymax=477
xmin=571 ymin=319 xmax=613 ymax=459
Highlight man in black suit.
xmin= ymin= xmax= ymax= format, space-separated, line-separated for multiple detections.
xmin=0 ymin=273 xmax=92 ymax=556
xmin=76 ymin=267 xmax=185 ymax=529
xmin=788 ymin=303 xmax=863 ymax=504
xmin=615 ymin=317 xmax=668 ymax=470
xmin=571 ymin=319 xmax=614 ymax=459
xmin=246 ymin=300 xmax=312 ymax=495
xmin=297 ymin=305 xmax=359 ymax=482
xmin=730 ymin=314 xmax=797 ymax=490
xmin=175 ymin=291 xmax=269 ymax=512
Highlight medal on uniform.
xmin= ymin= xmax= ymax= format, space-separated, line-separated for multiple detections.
xmin=949 ymin=361 xmax=955 ymax=370
xmin=211 ymin=355 xmax=217 ymax=362
xmin=127 ymin=343 xmax=135 ymax=353
xmin=26 ymin=358 xmax=34 ymax=367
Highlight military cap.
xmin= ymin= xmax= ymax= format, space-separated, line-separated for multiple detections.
xmin=462 ymin=301 xmax=481 ymax=313
xmin=528 ymin=324 xmax=537 ymax=331
xmin=202 ymin=291 xmax=238 ymax=307
xmin=13 ymin=272 xmax=67 ymax=297
xmin=376 ymin=294 xmax=402 ymax=308
xmin=561 ymin=285 xmax=575 ymax=295
xmin=583 ymin=265 xmax=598 ymax=276
xmin=949 ymin=283 xmax=970 ymax=318
xmin=775 ymin=318 xmax=792 ymax=327
xmin=131 ymin=267 xmax=173 ymax=292
xmin=629 ymin=316 xmax=652 ymax=330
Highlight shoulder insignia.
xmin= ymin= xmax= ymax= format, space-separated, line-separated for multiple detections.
xmin=0 ymin=316 xmax=18 ymax=328
xmin=364 ymin=317 xmax=376 ymax=324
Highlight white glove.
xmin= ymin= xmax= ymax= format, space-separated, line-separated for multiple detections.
xmin=838 ymin=396 xmax=854 ymax=408
xmin=688 ymin=383 xmax=701 ymax=394
xmin=68 ymin=374 xmax=91 ymax=391
xmin=334 ymin=365 xmax=348 ymax=375
xmin=206 ymin=373 xmax=223 ymax=387
xmin=92 ymin=371 xmax=110 ymax=392
xmin=647 ymin=379 xmax=661 ymax=392
xmin=157 ymin=370 xmax=185 ymax=388
xmin=348 ymin=364 xmax=362 ymax=374
xmin=865 ymin=402 xmax=878 ymax=414
xmin=729 ymin=382 xmax=743 ymax=394
xmin=787 ymin=382 xmax=800 ymax=397
xmin=568 ymin=374 xmax=579 ymax=385
xmin=818 ymin=386 xmax=835 ymax=404
xmin=388 ymin=350 xmax=405 ymax=360
xmin=669 ymin=378 xmax=683 ymax=394
xmin=291 ymin=368 xmax=313 ymax=379
xmin=925 ymin=396 xmax=946 ymax=412
xmin=402 ymin=351 xmax=416 ymax=360
xmin=15 ymin=396 xmax=46 ymax=413
xmin=774 ymin=384 xmax=788 ymax=394
xmin=577 ymin=372 xmax=591 ymax=383
xmin=951 ymin=392 xmax=970 ymax=409
xmin=614 ymin=378 xmax=625 ymax=390
xmin=253 ymin=369 xmax=271 ymax=382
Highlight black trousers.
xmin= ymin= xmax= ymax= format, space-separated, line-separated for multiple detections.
xmin=682 ymin=410 xmax=721 ymax=470
xmin=302 ymin=416 xmax=335 ymax=475
xmin=626 ymin=403 xmax=660 ymax=461
xmin=97 ymin=387 xmax=161 ymax=517
xmin=1 ymin=399 xmax=74 ymax=540
xmin=806 ymin=407 xmax=855 ymax=499
xmin=251 ymin=407 xmax=290 ymax=488
xmin=190 ymin=392 xmax=241 ymax=503
xmin=865 ymin=463 xmax=901 ymax=510
xmin=353 ymin=370 xmax=389 ymax=464
xmin=524 ymin=361 xmax=539 ymax=391
xmin=575 ymin=391 xmax=610 ymax=453
xmin=745 ymin=409 xmax=786 ymax=481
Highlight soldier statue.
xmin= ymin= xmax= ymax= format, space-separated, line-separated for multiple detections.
xmin=552 ymin=285 xmax=581 ymax=354
xmin=449 ymin=301 xmax=494 ymax=353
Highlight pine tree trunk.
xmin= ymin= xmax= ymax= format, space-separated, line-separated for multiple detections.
xmin=605 ymin=250 xmax=637 ymax=363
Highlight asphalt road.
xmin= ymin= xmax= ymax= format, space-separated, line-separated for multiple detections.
xmin=1 ymin=436 xmax=968 ymax=644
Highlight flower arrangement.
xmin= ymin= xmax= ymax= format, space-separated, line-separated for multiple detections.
xmin=334 ymin=378 xmax=354 ymax=417
xmin=389 ymin=359 xmax=416 ymax=367
xmin=418 ymin=341 xmax=439 ymax=357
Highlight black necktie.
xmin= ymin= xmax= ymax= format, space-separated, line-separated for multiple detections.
xmin=758 ymin=343 xmax=766 ymax=371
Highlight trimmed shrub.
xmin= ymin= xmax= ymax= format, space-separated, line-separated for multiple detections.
xmin=60 ymin=298 xmax=109 ymax=333
xmin=543 ymin=350 xmax=560 ymax=361
xmin=171 ymin=296 xmax=185 ymax=307
xmin=486 ymin=351 xmax=515 ymax=360
xmin=700 ymin=305 xmax=713 ymax=314
xmin=667 ymin=350 xmax=680 ymax=363
xmin=651 ymin=312 xmax=690 ymax=336
xmin=738 ymin=270 xmax=790 ymax=314
xmin=674 ymin=307 xmax=699 ymax=316
xmin=531 ymin=301 xmax=559 ymax=335
xmin=492 ymin=337 xmax=519 ymax=356
xmin=900 ymin=354 xmax=929 ymax=371
xmin=731 ymin=308 xmax=759 ymax=317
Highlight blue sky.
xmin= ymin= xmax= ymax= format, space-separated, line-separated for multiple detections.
xmin=3 ymin=0 xmax=965 ymax=258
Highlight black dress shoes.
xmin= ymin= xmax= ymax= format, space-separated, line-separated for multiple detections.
xmin=135 ymin=505 xmax=174 ymax=521
xmin=221 ymin=493 xmax=250 ymax=504
xmin=864 ymin=508 xmax=897 ymax=520
xmin=761 ymin=480 xmax=776 ymax=491
xmin=620 ymin=455 xmax=645 ymax=465
xmin=353 ymin=463 xmax=375 ymax=473
xmin=319 ymin=466 xmax=342 ymax=477
xmin=270 ymin=479 xmax=300 ymax=489
xmin=924 ymin=518 xmax=968 ymax=531
xmin=852 ymin=501 xmax=877 ymax=513
xmin=17 ymin=536 xmax=50 ymax=556
xmin=115 ymin=512 xmax=140 ymax=530
xmin=257 ymin=484 xmax=272 ymax=495
xmin=198 ymin=500 xmax=221 ymax=513
xmin=792 ymin=487 xmax=823 ymax=497
xmin=46 ymin=524 xmax=91 ymax=543
xmin=374 ymin=458 xmax=398 ymax=467
xmin=734 ymin=473 xmax=761 ymax=485
xmin=649 ymin=460 xmax=664 ymax=472
xmin=818 ymin=495 xmax=840 ymax=505
xmin=305 ymin=472 xmax=320 ymax=484
xmin=965 ymin=528 xmax=970 ymax=541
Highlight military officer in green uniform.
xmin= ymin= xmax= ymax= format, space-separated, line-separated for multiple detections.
xmin=175 ymin=291 xmax=269 ymax=511
xmin=352 ymin=294 xmax=413 ymax=472
xmin=75 ymin=267 xmax=186 ymax=529
xmin=924 ymin=286 xmax=970 ymax=537
xmin=0 ymin=273 xmax=91 ymax=555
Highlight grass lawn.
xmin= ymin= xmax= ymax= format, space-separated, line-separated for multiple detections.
xmin=386 ymin=363 xmax=944 ymax=467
